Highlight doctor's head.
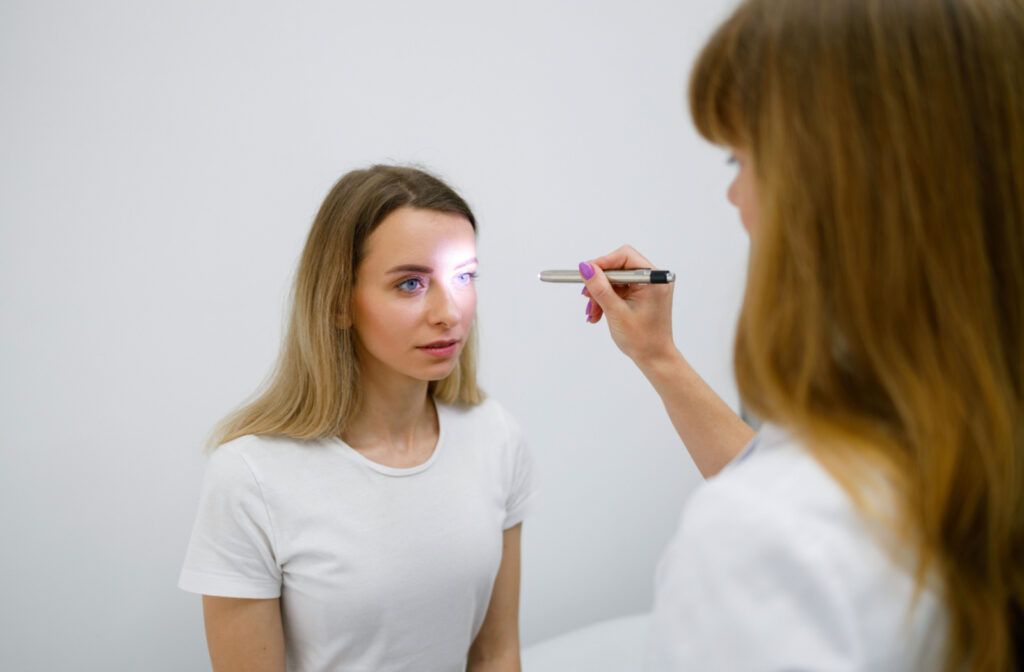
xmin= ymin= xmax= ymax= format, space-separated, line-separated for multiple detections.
xmin=690 ymin=1 xmax=1023 ymax=669
xmin=689 ymin=0 xmax=1023 ymax=438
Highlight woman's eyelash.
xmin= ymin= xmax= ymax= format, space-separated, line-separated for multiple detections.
xmin=396 ymin=271 xmax=477 ymax=292
xmin=397 ymin=277 xmax=425 ymax=291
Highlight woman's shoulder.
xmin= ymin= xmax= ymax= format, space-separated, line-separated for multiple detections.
xmin=207 ymin=433 xmax=335 ymax=480
xmin=436 ymin=398 xmax=532 ymax=475
xmin=437 ymin=397 xmax=522 ymax=437
xmin=215 ymin=432 xmax=321 ymax=459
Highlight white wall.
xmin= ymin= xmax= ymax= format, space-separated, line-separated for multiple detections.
xmin=0 ymin=0 xmax=747 ymax=669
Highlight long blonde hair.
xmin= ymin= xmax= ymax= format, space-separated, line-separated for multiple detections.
xmin=208 ymin=165 xmax=484 ymax=451
xmin=690 ymin=1 xmax=1024 ymax=669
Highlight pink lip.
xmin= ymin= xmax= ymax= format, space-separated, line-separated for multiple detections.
xmin=417 ymin=339 xmax=459 ymax=358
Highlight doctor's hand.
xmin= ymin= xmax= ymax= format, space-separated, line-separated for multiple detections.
xmin=580 ymin=246 xmax=752 ymax=478
xmin=580 ymin=245 xmax=678 ymax=370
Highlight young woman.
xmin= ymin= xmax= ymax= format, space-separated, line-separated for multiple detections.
xmin=578 ymin=0 xmax=1023 ymax=670
xmin=179 ymin=165 xmax=538 ymax=672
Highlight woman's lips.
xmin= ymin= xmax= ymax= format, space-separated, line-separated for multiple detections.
xmin=417 ymin=339 xmax=459 ymax=358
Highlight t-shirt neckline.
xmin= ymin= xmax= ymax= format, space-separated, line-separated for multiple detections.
xmin=331 ymin=401 xmax=446 ymax=477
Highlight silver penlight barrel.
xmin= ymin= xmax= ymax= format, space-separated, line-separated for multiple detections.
xmin=538 ymin=268 xmax=675 ymax=284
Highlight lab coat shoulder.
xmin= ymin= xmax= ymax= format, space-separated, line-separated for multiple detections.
xmin=647 ymin=432 xmax=945 ymax=671
xmin=649 ymin=448 xmax=860 ymax=671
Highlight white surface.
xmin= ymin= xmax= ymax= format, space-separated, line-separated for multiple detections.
xmin=523 ymin=613 xmax=650 ymax=672
xmin=0 ymin=1 xmax=747 ymax=669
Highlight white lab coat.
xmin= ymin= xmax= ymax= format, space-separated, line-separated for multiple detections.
xmin=645 ymin=424 xmax=947 ymax=671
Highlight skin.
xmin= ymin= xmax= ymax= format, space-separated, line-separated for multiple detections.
xmin=581 ymin=147 xmax=758 ymax=477
xmin=203 ymin=206 xmax=523 ymax=671
xmin=467 ymin=524 xmax=523 ymax=671
xmin=342 ymin=206 xmax=478 ymax=466
xmin=202 ymin=596 xmax=285 ymax=672
xmin=726 ymin=148 xmax=759 ymax=234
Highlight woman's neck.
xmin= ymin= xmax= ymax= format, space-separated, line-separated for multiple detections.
xmin=341 ymin=367 xmax=438 ymax=466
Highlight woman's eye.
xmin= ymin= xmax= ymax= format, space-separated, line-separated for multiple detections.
xmin=456 ymin=272 xmax=477 ymax=285
xmin=397 ymin=278 xmax=424 ymax=292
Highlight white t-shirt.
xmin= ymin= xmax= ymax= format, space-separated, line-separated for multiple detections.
xmin=646 ymin=423 xmax=947 ymax=671
xmin=179 ymin=398 xmax=539 ymax=672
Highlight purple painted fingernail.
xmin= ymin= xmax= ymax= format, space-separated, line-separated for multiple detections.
xmin=585 ymin=299 xmax=592 ymax=315
xmin=579 ymin=262 xmax=595 ymax=280
xmin=581 ymin=287 xmax=588 ymax=296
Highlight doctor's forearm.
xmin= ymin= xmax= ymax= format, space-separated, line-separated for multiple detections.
xmin=637 ymin=347 xmax=755 ymax=478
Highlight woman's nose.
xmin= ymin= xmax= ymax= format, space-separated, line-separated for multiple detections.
xmin=428 ymin=286 xmax=461 ymax=328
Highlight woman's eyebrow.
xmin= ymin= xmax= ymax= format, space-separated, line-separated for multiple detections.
xmin=385 ymin=257 xmax=477 ymax=274
xmin=386 ymin=264 xmax=432 ymax=274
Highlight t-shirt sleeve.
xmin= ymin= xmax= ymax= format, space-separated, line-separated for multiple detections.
xmin=645 ymin=481 xmax=856 ymax=671
xmin=178 ymin=445 xmax=282 ymax=598
xmin=500 ymin=408 xmax=540 ymax=530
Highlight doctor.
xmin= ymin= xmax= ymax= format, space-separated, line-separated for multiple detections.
xmin=578 ymin=0 xmax=1023 ymax=670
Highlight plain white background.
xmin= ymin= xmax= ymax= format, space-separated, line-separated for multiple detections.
xmin=0 ymin=0 xmax=748 ymax=669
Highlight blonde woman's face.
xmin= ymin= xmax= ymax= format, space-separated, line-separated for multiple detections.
xmin=349 ymin=206 xmax=478 ymax=385
xmin=727 ymin=147 xmax=759 ymax=234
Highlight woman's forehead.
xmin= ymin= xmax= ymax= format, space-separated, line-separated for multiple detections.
xmin=361 ymin=207 xmax=476 ymax=270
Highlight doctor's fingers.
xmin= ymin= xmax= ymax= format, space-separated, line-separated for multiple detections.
xmin=604 ymin=283 xmax=676 ymax=360
xmin=579 ymin=261 xmax=632 ymax=325
xmin=582 ymin=284 xmax=630 ymax=323
xmin=589 ymin=244 xmax=657 ymax=272
xmin=583 ymin=244 xmax=665 ymax=324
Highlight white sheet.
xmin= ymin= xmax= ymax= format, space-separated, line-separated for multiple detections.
xmin=522 ymin=612 xmax=650 ymax=671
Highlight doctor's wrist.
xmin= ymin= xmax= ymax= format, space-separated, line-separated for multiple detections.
xmin=634 ymin=344 xmax=688 ymax=384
